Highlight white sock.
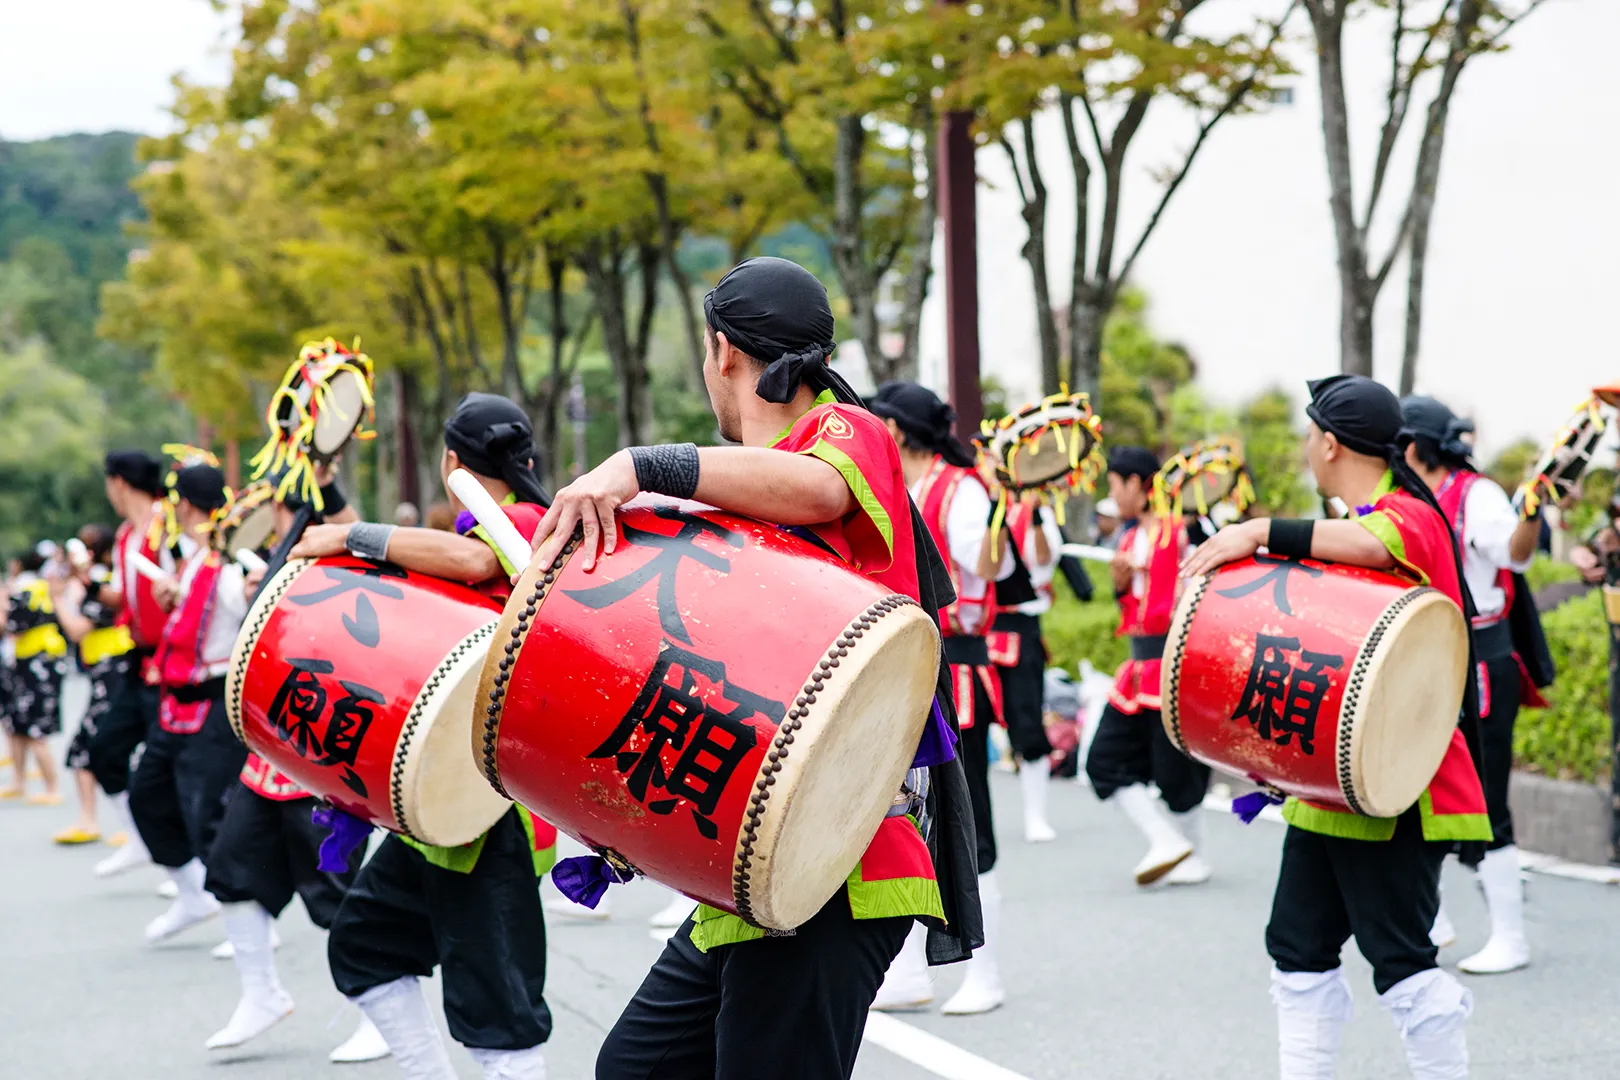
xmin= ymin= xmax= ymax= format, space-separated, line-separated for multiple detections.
xmin=173 ymin=858 xmax=210 ymax=905
xmin=1380 ymin=968 xmax=1472 ymax=1080
xmin=1271 ymin=967 xmax=1353 ymax=1080
xmin=466 ymin=1045 xmax=548 ymax=1080
xmin=222 ymin=902 xmax=282 ymax=999
xmin=355 ymin=977 xmax=457 ymax=1080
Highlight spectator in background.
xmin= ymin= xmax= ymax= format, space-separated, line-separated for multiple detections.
xmin=424 ymin=501 xmax=456 ymax=531
xmin=394 ymin=501 xmax=421 ymax=528
xmin=1094 ymin=497 xmax=1121 ymax=549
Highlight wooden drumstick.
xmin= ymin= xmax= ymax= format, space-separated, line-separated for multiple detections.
xmin=128 ymin=551 xmax=171 ymax=584
xmin=447 ymin=468 xmax=533 ymax=572
xmin=235 ymin=549 xmax=268 ymax=574
xmin=1060 ymin=543 xmax=1119 ymax=563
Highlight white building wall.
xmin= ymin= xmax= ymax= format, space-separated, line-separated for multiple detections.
xmin=917 ymin=0 xmax=1619 ymax=457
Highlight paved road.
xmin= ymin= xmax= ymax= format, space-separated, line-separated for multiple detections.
xmin=3 ymin=724 xmax=1617 ymax=1079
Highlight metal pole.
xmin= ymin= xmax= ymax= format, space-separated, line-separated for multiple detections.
xmin=569 ymin=373 xmax=589 ymax=479
xmin=936 ymin=3 xmax=982 ymax=441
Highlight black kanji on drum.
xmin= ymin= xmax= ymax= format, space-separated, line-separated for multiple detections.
xmin=1230 ymin=634 xmax=1344 ymax=755
xmin=288 ymin=563 xmax=408 ymax=647
xmin=267 ymin=657 xmax=384 ymax=797
xmin=588 ymin=640 xmax=782 ymax=840
xmin=1215 ymin=554 xmax=1324 ymax=617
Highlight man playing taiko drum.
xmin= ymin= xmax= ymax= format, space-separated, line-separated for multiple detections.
xmin=1182 ymin=374 xmax=1491 ymax=1080
xmin=292 ymin=393 xmax=559 ymax=1080
xmin=530 ymin=257 xmax=983 ymax=1080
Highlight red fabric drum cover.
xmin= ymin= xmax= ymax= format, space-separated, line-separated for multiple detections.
xmin=228 ymin=555 xmax=510 ymax=845
xmin=477 ymin=500 xmax=940 ymax=931
xmin=1162 ymin=555 xmax=1467 ymax=817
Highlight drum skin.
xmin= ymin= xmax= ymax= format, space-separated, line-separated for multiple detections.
xmin=229 ymin=555 xmax=509 ymax=845
xmin=478 ymin=500 xmax=940 ymax=931
xmin=1163 ymin=555 xmax=1467 ymax=818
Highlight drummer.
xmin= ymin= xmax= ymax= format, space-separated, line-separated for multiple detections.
xmin=88 ymin=450 xmax=172 ymax=878
xmin=1084 ymin=447 xmax=1212 ymax=886
xmin=198 ymin=466 xmax=385 ymax=1062
xmin=128 ymin=456 xmax=252 ymax=944
xmin=290 ymin=392 xmax=556 ymax=1080
xmin=1400 ymin=396 xmax=1542 ymax=976
xmin=536 ymin=257 xmax=981 ymax=1080
xmin=1182 ymin=374 xmax=1490 ymax=1080
xmin=866 ymin=379 xmax=1013 ymax=1017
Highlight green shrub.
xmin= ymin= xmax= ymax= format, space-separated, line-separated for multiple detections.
xmin=1524 ymin=553 xmax=1581 ymax=593
xmin=1514 ymin=588 xmax=1612 ymax=785
xmin=1045 ymin=561 xmax=1127 ymax=676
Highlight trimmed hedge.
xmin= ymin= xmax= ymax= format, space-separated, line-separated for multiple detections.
xmin=1042 ymin=554 xmax=1614 ymax=785
xmin=1515 ymin=587 xmax=1612 ymax=785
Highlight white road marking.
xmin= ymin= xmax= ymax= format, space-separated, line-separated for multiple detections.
xmin=862 ymin=1012 xmax=1036 ymax=1080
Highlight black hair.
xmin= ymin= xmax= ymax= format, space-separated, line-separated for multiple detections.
xmin=1408 ymin=434 xmax=1470 ymax=475
xmin=19 ymin=550 xmax=46 ymax=573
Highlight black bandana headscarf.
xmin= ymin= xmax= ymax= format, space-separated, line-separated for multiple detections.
xmin=105 ymin=450 xmax=164 ymax=497
xmin=868 ymin=382 xmax=977 ymax=469
xmin=1307 ymin=375 xmax=1487 ymax=854
xmin=1399 ymin=395 xmax=1475 ymax=467
xmin=443 ymin=393 xmax=550 ymax=507
xmin=1106 ymin=446 xmax=1161 ymax=482
xmin=704 ymin=257 xmax=838 ymax=404
xmin=173 ymin=464 xmax=229 ymax=514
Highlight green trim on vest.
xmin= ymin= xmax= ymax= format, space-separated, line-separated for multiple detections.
xmin=399 ymin=806 xmax=552 ymax=876
xmin=1417 ymin=788 xmax=1494 ymax=842
xmin=1281 ymin=797 xmax=1399 ymax=841
xmin=688 ymin=904 xmax=766 ymax=953
xmin=802 ymin=440 xmax=894 ymax=554
xmin=845 ymin=862 xmax=945 ymax=922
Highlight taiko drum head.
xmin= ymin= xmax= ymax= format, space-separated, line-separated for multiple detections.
xmin=229 ymin=556 xmax=510 ymax=846
xmin=216 ymin=481 xmax=277 ymax=554
xmin=476 ymin=501 xmax=940 ymax=931
xmin=1163 ymin=556 xmax=1467 ymax=818
xmin=983 ymin=399 xmax=1100 ymax=492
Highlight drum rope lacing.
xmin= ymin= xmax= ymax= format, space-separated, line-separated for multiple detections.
xmin=391 ymin=620 xmax=499 ymax=841
xmin=1338 ymin=587 xmax=1430 ymax=818
xmin=226 ymin=558 xmax=307 ymax=742
xmin=732 ymin=593 xmax=919 ymax=928
xmin=478 ymin=532 xmax=584 ymax=800
xmin=1161 ymin=571 xmax=1212 ymax=756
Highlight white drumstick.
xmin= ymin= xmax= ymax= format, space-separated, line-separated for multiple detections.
xmin=1060 ymin=543 xmax=1118 ymax=563
xmin=129 ymin=551 xmax=170 ymax=584
xmin=447 ymin=468 xmax=532 ymax=571
xmin=235 ymin=549 xmax=268 ymax=574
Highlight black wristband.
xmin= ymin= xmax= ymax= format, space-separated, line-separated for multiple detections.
xmin=319 ymin=482 xmax=347 ymax=518
xmin=1268 ymin=518 xmax=1315 ymax=559
xmin=629 ymin=444 xmax=700 ymax=500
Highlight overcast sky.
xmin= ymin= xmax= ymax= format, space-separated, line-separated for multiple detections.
xmin=0 ymin=1 xmax=234 ymax=141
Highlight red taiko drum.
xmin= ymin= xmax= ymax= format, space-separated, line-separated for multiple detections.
xmin=1162 ymin=555 xmax=1468 ymax=817
xmin=228 ymin=555 xmax=510 ymax=845
xmin=477 ymin=498 xmax=941 ymax=931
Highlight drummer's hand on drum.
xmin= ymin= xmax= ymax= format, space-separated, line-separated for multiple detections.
xmin=529 ymin=450 xmax=640 ymax=574
xmin=1180 ymin=518 xmax=1266 ymax=580
xmin=290 ymin=523 xmax=351 ymax=561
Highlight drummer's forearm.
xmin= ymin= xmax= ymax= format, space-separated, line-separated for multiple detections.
xmin=325 ymin=505 xmax=360 ymax=526
xmin=693 ymin=448 xmax=857 ymax=525
xmin=1308 ymin=521 xmax=1396 ymax=570
xmin=382 ymin=528 xmax=502 ymax=584
xmin=1508 ymin=517 xmax=1539 ymax=565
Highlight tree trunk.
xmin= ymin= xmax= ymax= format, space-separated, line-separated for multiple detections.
xmin=536 ymin=255 xmax=569 ymax=487
xmin=829 ymin=114 xmax=884 ymax=382
xmin=581 ymin=237 xmax=653 ymax=449
xmin=1067 ymin=295 xmax=1105 ymax=404
xmin=393 ymin=367 xmax=422 ymax=510
xmin=1307 ymin=2 xmax=1375 ymax=376
xmin=1008 ymin=118 xmax=1060 ymax=396
xmin=1058 ymin=94 xmax=1095 ymax=404
xmin=891 ymin=117 xmax=937 ymax=384
xmin=1400 ymin=1 xmax=1481 ymax=397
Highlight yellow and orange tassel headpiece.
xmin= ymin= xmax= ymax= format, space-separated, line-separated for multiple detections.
xmin=1152 ymin=439 xmax=1256 ymax=545
xmin=974 ymin=387 xmax=1106 ymax=546
xmin=248 ymin=337 xmax=376 ymax=512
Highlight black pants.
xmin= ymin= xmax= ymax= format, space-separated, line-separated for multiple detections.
xmin=327 ymin=808 xmax=550 ymax=1051
xmin=205 ymin=786 xmax=360 ymax=926
xmin=992 ymin=613 xmax=1052 ymax=762
xmin=87 ymin=667 xmax=158 ymax=796
xmin=1266 ymin=811 xmax=1445 ymax=995
xmin=128 ymin=699 xmax=248 ymax=869
xmin=956 ymin=673 xmax=998 ymax=874
xmin=596 ymin=889 xmax=911 ymax=1080
xmin=1478 ymin=653 xmax=1520 ymax=851
xmin=1085 ymin=703 xmax=1210 ymax=813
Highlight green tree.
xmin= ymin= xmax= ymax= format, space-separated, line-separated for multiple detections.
xmin=0 ymin=343 xmax=109 ymax=554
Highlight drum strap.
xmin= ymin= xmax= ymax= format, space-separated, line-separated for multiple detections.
xmin=168 ymin=676 xmax=227 ymax=704
xmin=1472 ymin=620 xmax=1513 ymax=663
xmin=1129 ymin=634 xmax=1167 ymax=661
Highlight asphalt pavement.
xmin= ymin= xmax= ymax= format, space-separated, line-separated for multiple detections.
xmin=3 ymin=718 xmax=1617 ymax=1080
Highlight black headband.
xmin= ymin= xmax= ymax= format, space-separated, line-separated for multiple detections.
xmin=704 ymin=257 xmax=837 ymax=405
xmin=443 ymin=392 xmax=550 ymax=507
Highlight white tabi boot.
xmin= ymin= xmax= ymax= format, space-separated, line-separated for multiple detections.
xmin=145 ymin=859 xmax=221 ymax=942
xmin=941 ymin=870 xmax=1005 ymax=1015
xmin=1113 ymin=783 xmax=1193 ymax=885
xmin=1380 ymin=968 xmax=1473 ymax=1080
xmin=1430 ymin=881 xmax=1457 ymax=949
xmin=212 ymin=926 xmax=282 ymax=960
xmin=330 ymin=1013 xmax=393 ymax=1063
xmin=1271 ymin=967 xmax=1354 ymax=1080
xmin=1019 ymin=756 xmax=1057 ymax=843
xmin=94 ymin=792 xmax=151 ymax=877
xmin=206 ymin=903 xmax=295 ymax=1049
xmin=1162 ymin=809 xmax=1212 ymax=885
xmin=355 ymin=977 xmax=457 ymax=1080
xmin=648 ymin=885 xmax=697 ymax=929
xmin=870 ymin=922 xmax=934 ymax=1011
xmin=467 ymin=1045 xmax=548 ymax=1080
xmin=1457 ymin=845 xmax=1530 ymax=974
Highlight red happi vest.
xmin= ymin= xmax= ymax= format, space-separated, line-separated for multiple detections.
xmin=1108 ymin=518 xmax=1184 ymax=715
xmin=915 ymin=458 xmax=1003 ymax=728
xmin=1433 ymin=470 xmax=1515 ymax=627
xmin=995 ymin=502 xmax=1052 ymax=616
xmin=116 ymin=513 xmax=170 ymax=655
xmin=240 ymin=753 xmax=307 ymax=801
xmin=152 ymin=551 xmax=227 ymax=735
